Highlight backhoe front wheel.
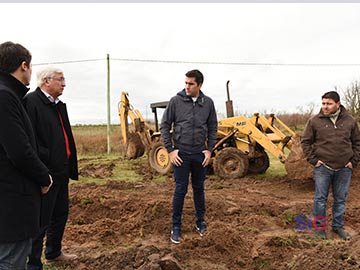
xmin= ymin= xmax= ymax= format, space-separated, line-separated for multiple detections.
xmin=148 ymin=142 xmax=172 ymax=175
xmin=248 ymin=149 xmax=270 ymax=174
xmin=214 ymin=148 xmax=249 ymax=179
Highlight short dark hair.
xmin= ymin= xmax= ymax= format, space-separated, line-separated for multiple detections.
xmin=0 ymin=41 xmax=32 ymax=74
xmin=322 ymin=91 xmax=340 ymax=103
xmin=185 ymin=69 xmax=204 ymax=85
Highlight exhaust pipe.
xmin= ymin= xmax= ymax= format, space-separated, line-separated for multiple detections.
xmin=226 ymin=80 xmax=234 ymax=117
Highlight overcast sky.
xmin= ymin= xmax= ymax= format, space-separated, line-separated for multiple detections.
xmin=1 ymin=3 xmax=360 ymax=124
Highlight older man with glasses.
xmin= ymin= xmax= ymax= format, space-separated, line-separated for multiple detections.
xmin=24 ymin=66 xmax=78 ymax=269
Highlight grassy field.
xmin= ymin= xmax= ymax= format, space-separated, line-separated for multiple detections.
xmin=72 ymin=124 xmax=287 ymax=184
xmin=72 ymin=124 xmax=124 ymax=156
xmin=70 ymin=111 xmax=304 ymax=180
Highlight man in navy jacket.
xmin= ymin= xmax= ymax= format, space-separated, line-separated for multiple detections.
xmin=0 ymin=42 xmax=52 ymax=269
xmin=24 ymin=66 xmax=78 ymax=269
xmin=161 ymin=69 xmax=217 ymax=244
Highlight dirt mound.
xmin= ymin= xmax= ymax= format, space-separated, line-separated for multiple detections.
xmin=285 ymin=135 xmax=313 ymax=180
xmin=57 ymin=163 xmax=360 ymax=270
xmin=79 ymin=162 xmax=115 ymax=178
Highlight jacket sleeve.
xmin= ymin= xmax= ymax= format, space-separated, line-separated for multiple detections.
xmin=23 ymin=97 xmax=39 ymax=141
xmin=206 ymin=99 xmax=218 ymax=152
xmin=0 ymin=91 xmax=50 ymax=186
xmin=300 ymin=119 xmax=317 ymax=166
xmin=160 ymin=98 xmax=175 ymax=153
xmin=350 ymin=120 xmax=360 ymax=167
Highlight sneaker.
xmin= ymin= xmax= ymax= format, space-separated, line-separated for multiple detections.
xmin=170 ymin=227 xmax=181 ymax=244
xmin=195 ymin=221 xmax=207 ymax=236
xmin=314 ymin=230 xmax=327 ymax=239
xmin=332 ymin=228 xmax=350 ymax=240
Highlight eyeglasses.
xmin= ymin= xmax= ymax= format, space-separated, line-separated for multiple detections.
xmin=49 ymin=77 xmax=65 ymax=82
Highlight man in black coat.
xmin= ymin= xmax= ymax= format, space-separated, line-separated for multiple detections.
xmin=0 ymin=42 xmax=52 ymax=269
xmin=24 ymin=66 xmax=78 ymax=269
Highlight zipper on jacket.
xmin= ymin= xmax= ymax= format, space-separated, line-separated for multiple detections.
xmin=192 ymin=101 xmax=196 ymax=143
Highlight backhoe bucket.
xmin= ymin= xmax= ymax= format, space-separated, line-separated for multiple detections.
xmin=284 ymin=135 xmax=313 ymax=180
xmin=125 ymin=132 xmax=145 ymax=159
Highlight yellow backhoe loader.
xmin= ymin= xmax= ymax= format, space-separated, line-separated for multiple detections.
xmin=213 ymin=113 xmax=294 ymax=178
xmin=211 ymin=81 xmax=311 ymax=179
xmin=118 ymin=91 xmax=172 ymax=174
xmin=119 ymin=87 xmax=312 ymax=180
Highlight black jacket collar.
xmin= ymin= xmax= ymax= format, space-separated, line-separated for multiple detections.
xmin=0 ymin=71 xmax=30 ymax=99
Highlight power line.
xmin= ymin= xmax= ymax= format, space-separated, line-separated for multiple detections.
xmin=33 ymin=57 xmax=360 ymax=67
xmin=33 ymin=58 xmax=105 ymax=66
xmin=112 ymin=58 xmax=360 ymax=66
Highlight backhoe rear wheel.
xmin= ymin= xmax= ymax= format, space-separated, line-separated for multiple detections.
xmin=248 ymin=149 xmax=270 ymax=174
xmin=214 ymin=147 xmax=249 ymax=179
xmin=148 ymin=142 xmax=172 ymax=175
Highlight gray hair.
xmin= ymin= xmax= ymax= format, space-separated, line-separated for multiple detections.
xmin=37 ymin=66 xmax=64 ymax=87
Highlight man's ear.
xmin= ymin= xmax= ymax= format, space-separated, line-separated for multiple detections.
xmin=20 ymin=61 xmax=28 ymax=71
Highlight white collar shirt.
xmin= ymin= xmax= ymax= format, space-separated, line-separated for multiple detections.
xmin=40 ymin=89 xmax=60 ymax=104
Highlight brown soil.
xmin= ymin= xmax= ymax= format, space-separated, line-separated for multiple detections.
xmin=58 ymin=160 xmax=360 ymax=270
xmin=126 ymin=132 xmax=145 ymax=159
xmin=284 ymin=135 xmax=313 ymax=180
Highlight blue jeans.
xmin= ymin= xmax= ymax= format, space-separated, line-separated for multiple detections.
xmin=313 ymin=165 xmax=352 ymax=230
xmin=0 ymin=238 xmax=32 ymax=270
xmin=172 ymin=150 xmax=207 ymax=228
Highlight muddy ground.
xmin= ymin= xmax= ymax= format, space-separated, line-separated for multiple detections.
xmin=57 ymin=158 xmax=360 ymax=270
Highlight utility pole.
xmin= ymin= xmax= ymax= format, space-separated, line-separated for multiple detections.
xmin=107 ymin=54 xmax=111 ymax=154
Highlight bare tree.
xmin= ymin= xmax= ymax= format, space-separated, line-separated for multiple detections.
xmin=343 ymin=80 xmax=360 ymax=118
xmin=297 ymin=102 xmax=316 ymax=117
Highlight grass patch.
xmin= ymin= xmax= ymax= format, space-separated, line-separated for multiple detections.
xmin=153 ymin=175 xmax=168 ymax=183
xmin=255 ymin=151 xmax=287 ymax=179
xmin=110 ymin=156 xmax=151 ymax=182
xmin=281 ymin=210 xmax=295 ymax=225
xmin=253 ymin=257 xmax=271 ymax=270
xmin=76 ymin=154 xmax=146 ymax=184
xmin=267 ymin=234 xmax=299 ymax=247
xmin=44 ymin=263 xmax=71 ymax=270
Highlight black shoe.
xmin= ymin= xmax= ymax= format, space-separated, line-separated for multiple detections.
xmin=332 ymin=228 xmax=350 ymax=240
xmin=314 ymin=230 xmax=327 ymax=239
xmin=170 ymin=227 xmax=181 ymax=244
xmin=195 ymin=221 xmax=207 ymax=236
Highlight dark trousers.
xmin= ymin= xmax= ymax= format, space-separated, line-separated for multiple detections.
xmin=0 ymin=238 xmax=32 ymax=270
xmin=172 ymin=150 xmax=207 ymax=228
xmin=27 ymin=181 xmax=69 ymax=270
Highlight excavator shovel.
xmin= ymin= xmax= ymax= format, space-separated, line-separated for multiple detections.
xmin=284 ymin=134 xmax=313 ymax=180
